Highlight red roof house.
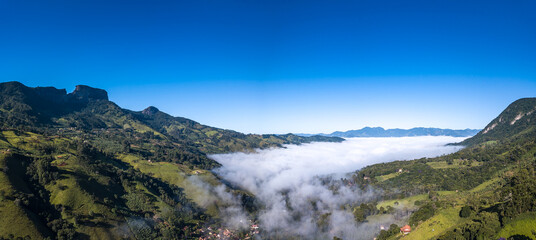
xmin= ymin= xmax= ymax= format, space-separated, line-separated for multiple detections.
xmin=400 ymin=225 xmax=411 ymax=234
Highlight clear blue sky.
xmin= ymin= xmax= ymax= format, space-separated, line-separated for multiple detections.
xmin=1 ymin=0 xmax=536 ymax=134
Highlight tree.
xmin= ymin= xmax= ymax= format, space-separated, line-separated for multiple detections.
xmin=409 ymin=203 xmax=435 ymax=226
xmin=429 ymin=191 xmax=439 ymax=201
xmin=438 ymin=230 xmax=465 ymax=240
xmin=459 ymin=206 xmax=472 ymax=218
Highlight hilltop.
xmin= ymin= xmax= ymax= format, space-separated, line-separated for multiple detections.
xmin=458 ymin=98 xmax=536 ymax=146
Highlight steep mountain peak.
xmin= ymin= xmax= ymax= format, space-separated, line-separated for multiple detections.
xmin=460 ymin=97 xmax=536 ymax=146
xmin=142 ymin=106 xmax=160 ymax=115
xmin=482 ymin=98 xmax=536 ymax=133
xmin=68 ymin=85 xmax=108 ymax=101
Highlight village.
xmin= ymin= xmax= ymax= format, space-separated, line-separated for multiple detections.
xmin=197 ymin=222 xmax=260 ymax=240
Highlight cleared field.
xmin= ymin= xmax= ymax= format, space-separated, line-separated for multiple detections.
xmin=377 ymin=194 xmax=428 ymax=210
xmin=0 ymin=155 xmax=47 ymax=239
xmin=117 ymin=153 xmax=224 ymax=217
xmin=469 ymin=177 xmax=503 ymax=193
xmin=375 ymin=172 xmax=401 ymax=182
xmin=404 ymin=207 xmax=467 ymax=240
xmin=426 ymin=159 xmax=482 ymax=169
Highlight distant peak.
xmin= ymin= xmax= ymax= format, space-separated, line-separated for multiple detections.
xmin=361 ymin=126 xmax=384 ymax=130
xmin=69 ymin=85 xmax=108 ymax=101
xmin=142 ymin=106 xmax=159 ymax=115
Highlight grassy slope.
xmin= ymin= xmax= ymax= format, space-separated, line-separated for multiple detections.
xmin=0 ymin=131 xmax=124 ymax=239
xmin=0 ymin=155 xmax=46 ymax=239
xmin=426 ymin=159 xmax=482 ymax=169
xmin=1 ymin=107 xmax=256 ymax=238
xmin=379 ymin=175 xmax=509 ymax=240
xmin=405 ymin=207 xmax=466 ymax=240
xmin=375 ymin=172 xmax=401 ymax=182
xmin=1 ymin=130 xmax=214 ymax=239
xmin=496 ymin=212 xmax=536 ymax=239
xmin=377 ymin=194 xmax=428 ymax=210
xmin=47 ymin=156 xmax=123 ymax=240
xmin=117 ymin=153 xmax=224 ymax=217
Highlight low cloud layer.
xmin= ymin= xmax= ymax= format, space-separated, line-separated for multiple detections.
xmin=209 ymin=136 xmax=466 ymax=239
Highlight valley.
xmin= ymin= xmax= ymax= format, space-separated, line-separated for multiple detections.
xmin=1 ymin=82 xmax=536 ymax=240
xmin=3 ymin=1 xmax=535 ymax=239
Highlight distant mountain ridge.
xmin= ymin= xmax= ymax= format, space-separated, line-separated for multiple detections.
xmin=298 ymin=127 xmax=480 ymax=138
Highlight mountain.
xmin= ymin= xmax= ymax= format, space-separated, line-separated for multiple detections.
xmin=458 ymin=97 xmax=536 ymax=146
xmin=353 ymin=97 xmax=536 ymax=239
xmin=298 ymin=127 xmax=480 ymax=138
xmin=0 ymin=81 xmax=342 ymax=239
xmin=0 ymin=81 xmax=343 ymax=154
xmin=2 ymin=81 xmax=535 ymax=240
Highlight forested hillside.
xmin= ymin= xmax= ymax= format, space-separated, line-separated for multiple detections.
xmin=352 ymin=98 xmax=536 ymax=240
xmin=459 ymin=98 xmax=536 ymax=147
xmin=0 ymin=81 xmax=342 ymax=239
xmin=2 ymin=81 xmax=536 ymax=240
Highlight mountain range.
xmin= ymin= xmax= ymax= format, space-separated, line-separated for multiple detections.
xmin=298 ymin=127 xmax=480 ymax=138
xmin=0 ymin=81 xmax=341 ymax=239
xmin=1 ymin=81 xmax=536 ymax=239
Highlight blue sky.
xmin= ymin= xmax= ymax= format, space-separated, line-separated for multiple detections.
xmin=1 ymin=0 xmax=536 ymax=133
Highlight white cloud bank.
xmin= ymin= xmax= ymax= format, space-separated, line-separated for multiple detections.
xmin=209 ymin=136 xmax=467 ymax=239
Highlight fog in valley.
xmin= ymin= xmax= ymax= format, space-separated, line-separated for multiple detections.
xmin=203 ymin=136 xmax=466 ymax=239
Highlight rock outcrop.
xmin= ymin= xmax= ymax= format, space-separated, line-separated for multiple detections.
xmin=68 ymin=85 xmax=108 ymax=101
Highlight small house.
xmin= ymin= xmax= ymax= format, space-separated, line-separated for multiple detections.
xmin=400 ymin=225 xmax=411 ymax=234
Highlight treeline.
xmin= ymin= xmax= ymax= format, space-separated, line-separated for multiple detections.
xmin=438 ymin=163 xmax=536 ymax=239
xmin=354 ymin=136 xmax=536 ymax=200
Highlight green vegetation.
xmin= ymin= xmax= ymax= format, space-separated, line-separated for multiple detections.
xmin=426 ymin=159 xmax=482 ymax=169
xmin=375 ymin=172 xmax=401 ymax=182
xmin=0 ymin=155 xmax=47 ymax=239
xmin=409 ymin=203 xmax=436 ymax=226
xmin=0 ymin=132 xmax=215 ymax=239
xmin=459 ymin=98 xmax=536 ymax=146
xmin=0 ymin=81 xmax=343 ymax=239
xmin=459 ymin=206 xmax=472 ymax=218
xmin=3 ymin=82 xmax=536 ymax=240
xmin=377 ymin=194 xmax=427 ymax=210
xmin=376 ymin=224 xmax=400 ymax=240
xmin=496 ymin=212 xmax=536 ymax=239
xmin=350 ymin=97 xmax=536 ymax=240
xmin=409 ymin=207 xmax=466 ymax=240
